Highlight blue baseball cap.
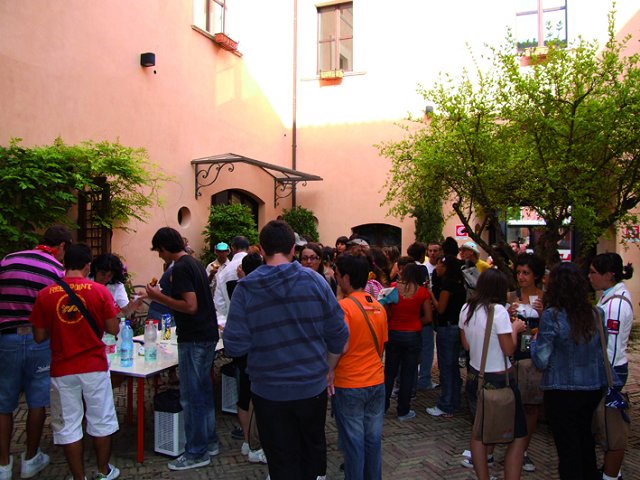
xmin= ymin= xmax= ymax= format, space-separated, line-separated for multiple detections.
xmin=215 ymin=242 xmax=230 ymax=251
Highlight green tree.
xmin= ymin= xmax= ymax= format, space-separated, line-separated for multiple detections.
xmin=380 ymin=11 xmax=640 ymax=271
xmin=413 ymin=194 xmax=444 ymax=245
xmin=281 ymin=206 xmax=320 ymax=242
xmin=0 ymin=137 xmax=166 ymax=257
xmin=201 ymin=203 xmax=259 ymax=265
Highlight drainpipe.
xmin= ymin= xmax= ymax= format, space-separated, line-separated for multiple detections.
xmin=291 ymin=0 xmax=298 ymax=207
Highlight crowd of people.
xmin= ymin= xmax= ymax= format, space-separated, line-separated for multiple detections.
xmin=0 ymin=223 xmax=635 ymax=480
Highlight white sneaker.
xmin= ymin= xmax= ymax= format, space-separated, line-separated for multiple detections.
xmin=0 ymin=456 xmax=13 ymax=480
xmin=21 ymin=450 xmax=50 ymax=479
xmin=522 ymin=453 xmax=535 ymax=472
xmin=241 ymin=442 xmax=250 ymax=456
xmin=248 ymin=449 xmax=267 ymax=464
xmin=95 ymin=464 xmax=120 ymax=480
xmin=426 ymin=406 xmax=453 ymax=418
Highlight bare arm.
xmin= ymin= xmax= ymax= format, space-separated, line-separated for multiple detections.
xmin=33 ymin=327 xmax=49 ymax=343
xmin=498 ymin=318 xmax=526 ymax=356
xmin=421 ymin=297 xmax=433 ymax=325
xmin=326 ymin=351 xmax=343 ymax=396
xmin=436 ymin=290 xmax=450 ymax=315
xmin=104 ymin=316 xmax=119 ymax=335
xmin=460 ymin=328 xmax=469 ymax=351
xmin=145 ymin=284 xmax=198 ymax=315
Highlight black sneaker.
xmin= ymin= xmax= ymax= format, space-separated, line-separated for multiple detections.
xmin=231 ymin=426 xmax=244 ymax=440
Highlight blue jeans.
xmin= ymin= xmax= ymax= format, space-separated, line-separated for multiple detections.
xmin=384 ymin=330 xmax=421 ymax=416
xmin=614 ymin=363 xmax=628 ymax=390
xmin=178 ymin=341 xmax=217 ymax=457
xmin=334 ymin=384 xmax=384 ymax=480
xmin=435 ymin=325 xmax=461 ymax=414
xmin=0 ymin=333 xmax=50 ymax=412
xmin=417 ymin=324 xmax=435 ymax=388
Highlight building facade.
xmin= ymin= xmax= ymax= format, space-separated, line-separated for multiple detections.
xmin=1 ymin=1 xmax=639 ymax=295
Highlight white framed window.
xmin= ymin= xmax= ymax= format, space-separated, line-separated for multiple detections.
xmin=193 ymin=0 xmax=229 ymax=35
xmin=516 ymin=0 xmax=567 ymax=50
xmin=317 ymin=2 xmax=353 ymax=74
xmin=206 ymin=0 xmax=226 ymax=34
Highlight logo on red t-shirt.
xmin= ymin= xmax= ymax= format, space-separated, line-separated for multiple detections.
xmin=52 ymin=286 xmax=91 ymax=324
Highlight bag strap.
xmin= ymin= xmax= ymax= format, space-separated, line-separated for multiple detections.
xmin=55 ymin=278 xmax=102 ymax=340
xmin=346 ymin=295 xmax=382 ymax=359
xmin=604 ymin=294 xmax=633 ymax=311
xmin=594 ymin=307 xmax=614 ymax=388
xmin=477 ymin=304 xmax=509 ymax=389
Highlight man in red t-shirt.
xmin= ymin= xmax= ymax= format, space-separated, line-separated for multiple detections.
xmin=30 ymin=243 xmax=120 ymax=480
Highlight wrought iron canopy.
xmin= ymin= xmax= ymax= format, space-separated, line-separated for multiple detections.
xmin=191 ymin=153 xmax=323 ymax=207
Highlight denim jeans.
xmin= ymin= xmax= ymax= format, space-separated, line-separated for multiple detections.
xmin=334 ymin=384 xmax=384 ymax=480
xmin=614 ymin=363 xmax=628 ymax=390
xmin=0 ymin=333 xmax=50 ymax=412
xmin=178 ymin=341 xmax=217 ymax=458
xmin=435 ymin=325 xmax=461 ymax=414
xmin=417 ymin=324 xmax=435 ymax=388
xmin=384 ymin=330 xmax=421 ymax=416
xmin=253 ymin=391 xmax=328 ymax=480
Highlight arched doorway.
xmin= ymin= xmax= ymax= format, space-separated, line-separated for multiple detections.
xmin=351 ymin=223 xmax=402 ymax=250
xmin=211 ymin=189 xmax=261 ymax=227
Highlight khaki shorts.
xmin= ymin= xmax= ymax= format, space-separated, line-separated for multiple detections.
xmin=50 ymin=371 xmax=119 ymax=445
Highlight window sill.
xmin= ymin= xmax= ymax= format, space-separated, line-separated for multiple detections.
xmin=519 ymin=46 xmax=549 ymax=67
xmin=191 ymin=25 xmax=243 ymax=57
xmin=300 ymin=70 xmax=366 ymax=82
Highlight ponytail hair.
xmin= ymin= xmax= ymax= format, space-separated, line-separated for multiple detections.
xmin=591 ymin=253 xmax=633 ymax=283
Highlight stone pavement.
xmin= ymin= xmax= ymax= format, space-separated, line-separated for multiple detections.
xmin=6 ymin=335 xmax=640 ymax=479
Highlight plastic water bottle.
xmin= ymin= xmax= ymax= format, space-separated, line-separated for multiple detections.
xmin=115 ymin=318 xmax=126 ymax=356
xmin=103 ymin=333 xmax=116 ymax=367
xmin=119 ymin=320 xmax=134 ymax=367
xmin=144 ymin=321 xmax=157 ymax=362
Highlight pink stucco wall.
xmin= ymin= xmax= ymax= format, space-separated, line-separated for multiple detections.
xmin=1 ymin=1 xmax=639 ymax=295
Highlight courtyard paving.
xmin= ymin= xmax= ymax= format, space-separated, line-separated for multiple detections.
xmin=6 ymin=336 xmax=640 ymax=479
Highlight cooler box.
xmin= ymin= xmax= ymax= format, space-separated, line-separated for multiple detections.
xmin=154 ymin=389 xmax=185 ymax=456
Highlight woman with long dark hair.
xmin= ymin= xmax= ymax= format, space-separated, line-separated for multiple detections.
xmin=506 ymin=253 xmax=546 ymax=473
xmin=90 ymin=253 xmax=139 ymax=318
xmin=459 ymin=269 xmax=527 ymax=480
xmin=531 ymin=263 xmax=609 ymax=480
xmin=383 ymin=262 xmax=432 ymax=421
xmin=589 ymin=253 xmax=634 ymax=480
xmin=426 ymin=255 xmax=466 ymax=418
xmin=299 ymin=242 xmax=337 ymax=295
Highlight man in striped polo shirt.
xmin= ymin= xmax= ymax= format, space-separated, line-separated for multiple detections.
xmin=0 ymin=226 xmax=72 ymax=480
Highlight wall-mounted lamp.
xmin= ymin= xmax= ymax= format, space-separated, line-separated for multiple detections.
xmin=425 ymin=105 xmax=434 ymax=115
xmin=140 ymin=52 xmax=156 ymax=67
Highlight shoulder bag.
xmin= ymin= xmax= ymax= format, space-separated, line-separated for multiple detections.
xmin=346 ymin=295 xmax=383 ymax=360
xmin=592 ymin=307 xmax=631 ymax=451
xmin=472 ymin=304 xmax=516 ymax=444
xmin=55 ymin=278 xmax=102 ymax=340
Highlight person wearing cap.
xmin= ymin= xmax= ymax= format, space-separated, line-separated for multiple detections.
xmin=347 ymin=237 xmax=370 ymax=248
xmin=0 ymin=225 xmax=72 ymax=479
xmin=459 ymin=241 xmax=491 ymax=273
xmin=206 ymin=242 xmax=231 ymax=295
xmin=214 ymin=237 xmax=249 ymax=329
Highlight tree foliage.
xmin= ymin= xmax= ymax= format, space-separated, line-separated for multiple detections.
xmin=380 ymin=11 xmax=640 ymax=271
xmin=281 ymin=206 xmax=320 ymax=242
xmin=0 ymin=137 xmax=166 ymax=257
xmin=201 ymin=203 xmax=259 ymax=265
